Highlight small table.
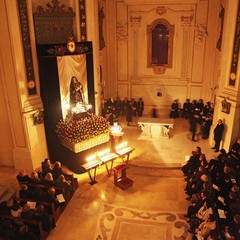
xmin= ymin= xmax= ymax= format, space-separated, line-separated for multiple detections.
xmin=99 ymin=153 xmax=118 ymax=176
xmin=138 ymin=117 xmax=174 ymax=138
xmin=82 ymin=160 xmax=100 ymax=185
xmin=116 ymin=147 xmax=134 ymax=163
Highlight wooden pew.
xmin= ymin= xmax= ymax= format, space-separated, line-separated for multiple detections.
xmin=0 ymin=213 xmax=50 ymax=240
xmin=14 ymin=196 xmax=61 ymax=223
xmin=23 ymin=182 xmax=71 ymax=205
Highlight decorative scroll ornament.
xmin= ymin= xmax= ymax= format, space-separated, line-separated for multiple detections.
xmin=35 ymin=0 xmax=73 ymax=14
xmin=156 ymin=6 xmax=167 ymax=15
xmin=181 ymin=15 xmax=194 ymax=25
xmin=130 ymin=15 xmax=142 ymax=27
xmin=34 ymin=0 xmax=75 ymax=44
xmin=67 ymin=34 xmax=76 ymax=53
xmin=116 ymin=22 xmax=128 ymax=41
xmin=153 ymin=66 xmax=166 ymax=74
xmin=195 ymin=23 xmax=208 ymax=42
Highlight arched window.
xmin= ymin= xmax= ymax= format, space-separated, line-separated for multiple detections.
xmin=147 ymin=19 xmax=174 ymax=68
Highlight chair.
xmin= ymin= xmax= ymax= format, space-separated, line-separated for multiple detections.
xmin=113 ymin=163 xmax=133 ymax=190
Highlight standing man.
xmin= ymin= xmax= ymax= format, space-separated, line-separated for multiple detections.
xmin=190 ymin=114 xmax=199 ymax=142
xmin=137 ymin=98 xmax=144 ymax=117
xmin=212 ymin=119 xmax=224 ymax=152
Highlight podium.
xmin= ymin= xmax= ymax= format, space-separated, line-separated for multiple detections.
xmin=82 ymin=160 xmax=100 ymax=185
xmin=116 ymin=146 xmax=134 ymax=163
xmin=113 ymin=163 xmax=133 ymax=190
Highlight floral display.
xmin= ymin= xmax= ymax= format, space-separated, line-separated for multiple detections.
xmin=56 ymin=114 xmax=110 ymax=144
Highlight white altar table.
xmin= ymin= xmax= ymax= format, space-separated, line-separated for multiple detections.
xmin=137 ymin=117 xmax=174 ymax=138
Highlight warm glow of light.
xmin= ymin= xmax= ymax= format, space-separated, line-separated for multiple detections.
xmin=116 ymin=141 xmax=128 ymax=151
xmin=100 ymin=192 xmax=106 ymax=200
xmin=62 ymin=101 xmax=70 ymax=110
xmin=86 ymin=154 xmax=97 ymax=162
xmin=110 ymin=122 xmax=123 ymax=134
xmin=98 ymin=149 xmax=110 ymax=157
xmin=93 ymin=201 xmax=99 ymax=208
xmin=72 ymin=107 xmax=77 ymax=113
xmin=87 ymin=104 xmax=92 ymax=110
xmin=61 ymin=100 xmax=70 ymax=119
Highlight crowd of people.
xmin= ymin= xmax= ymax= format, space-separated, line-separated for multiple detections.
xmin=0 ymin=159 xmax=77 ymax=240
xmin=182 ymin=137 xmax=240 ymax=239
xmin=102 ymin=97 xmax=144 ymax=126
xmin=169 ymin=98 xmax=215 ymax=143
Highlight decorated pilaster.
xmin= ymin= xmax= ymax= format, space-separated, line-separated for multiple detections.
xmin=212 ymin=0 xmax=240 ymax=151
xmin=0 ymin=0 xmax=48 ymax=171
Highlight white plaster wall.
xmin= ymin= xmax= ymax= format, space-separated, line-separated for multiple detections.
xmin=105 ymin=0 xmax=221 ymax=113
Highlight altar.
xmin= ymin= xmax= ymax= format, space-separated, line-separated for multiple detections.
xmin=137 ymin=117 xmax=174 ymax=138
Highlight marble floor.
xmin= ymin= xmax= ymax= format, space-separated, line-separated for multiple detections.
xmin=0 ymin=116 xmax=216 ymax=240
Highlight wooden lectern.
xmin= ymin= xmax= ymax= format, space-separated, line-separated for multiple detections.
xmin=113 ymin=163 xmax=133 ymax=190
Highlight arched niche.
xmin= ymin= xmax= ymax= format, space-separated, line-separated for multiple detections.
xmin=147 ymin=19 xmax=174 ymax=69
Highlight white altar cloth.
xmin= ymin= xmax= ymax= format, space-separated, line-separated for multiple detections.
xmin=137 ymin=117 xmax=174 ymax=138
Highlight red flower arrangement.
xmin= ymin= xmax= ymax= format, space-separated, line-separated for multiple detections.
xmin=55 ymin=115 xmax=110 ymax=144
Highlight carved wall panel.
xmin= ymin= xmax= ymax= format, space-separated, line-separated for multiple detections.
xmin=117 ymin=83 xmax=128 ymax=99
xmin=190 ymin=86 xmax=202 ymax=100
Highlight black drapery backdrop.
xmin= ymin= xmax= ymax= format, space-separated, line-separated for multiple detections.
xmin=37 ymin=42 xmax=108 ymax=174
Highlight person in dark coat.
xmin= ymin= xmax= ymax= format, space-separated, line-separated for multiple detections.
xmin=18 ymin=225 xmax=39 ymax=240
xmin=183 ymin=99 xmax=191 ymax=119
xmin=126 ymin=101 xmax=133 ymax=126
xmin=34 ymin=204 xmax=55 ymax=232
xmin=212 ymin=119 xmax=224 ymax=152
xmin=170 ymin=100 xmax=179 ymax=118
xmin=137 ymin=98 xmax=144 ymax=117
xmin=17 ymin=170 xmax=30 ymax=184
xmin=202 ymin=115 xmax=213 ymax=139
xmin=182 ymin=151 xmax=199 ymax=177
xmin=189 ymin=114 xmax=199 ymax=142
xmin=229 ymin=137 xmax=240 ymax=160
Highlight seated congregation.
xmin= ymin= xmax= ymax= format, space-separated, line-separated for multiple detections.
xmin=182 ymin=138 xmax=240 ymax=240
xmin=0 ymin=159 xmax=78 ymax=240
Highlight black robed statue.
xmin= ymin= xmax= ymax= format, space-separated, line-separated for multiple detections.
xmin=69 ymin=76 xmax=85 ymax=108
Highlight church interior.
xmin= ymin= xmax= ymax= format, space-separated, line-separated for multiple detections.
xmin=0 ymin=0 xmax=240 ymax=239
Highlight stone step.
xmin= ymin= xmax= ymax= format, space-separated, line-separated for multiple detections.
xmin=127 ymin=165 xmax=183 ymax=178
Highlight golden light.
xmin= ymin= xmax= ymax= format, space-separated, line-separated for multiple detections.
xmin=98 ymin=149 xmax=110 ymax=158
xmin=100 ymin=192 xmax=106 ymax=200
xmin=86 ymin=153 xmax=97 ymax=162
xmin=110 ymin=122 xmax=123 ymax=134
xmin=86 ymin=104 xmax=92 ymax=110
xmin=116 ymin=141 xmax=128 ymax=151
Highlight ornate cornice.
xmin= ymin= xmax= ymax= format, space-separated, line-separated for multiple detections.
xmin=34 ymin=0 xmax=74 ymax=16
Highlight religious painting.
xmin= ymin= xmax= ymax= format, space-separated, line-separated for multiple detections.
xmin=57 ymin=55 xmax=89 ymax=119
xmin=221 ymin=99 xmax=231 ymax=114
